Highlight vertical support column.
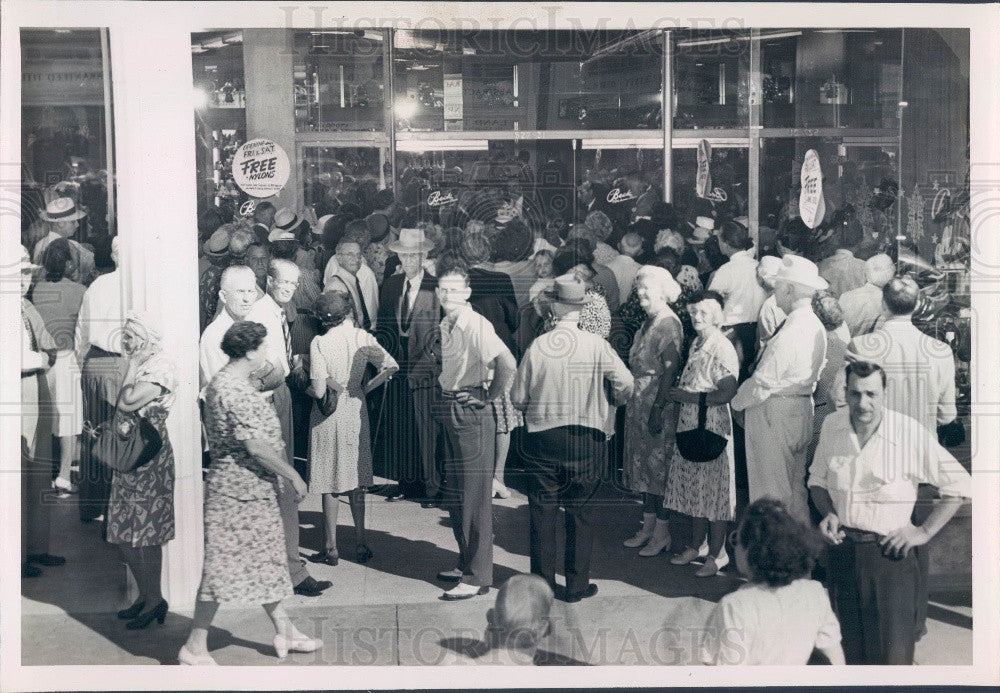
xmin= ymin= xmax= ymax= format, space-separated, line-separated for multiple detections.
xmin=662 ymin=30 xmax=673 ymax=203
xmin=109 ymin=24 xmax=202 ymax=610
xmin=748 ymin=29 xmax=762 ymax=253
xmin=386 ymin=29 xmax=397 ymax=190
xmin=243 ymin=29 xmax=297 ymax=211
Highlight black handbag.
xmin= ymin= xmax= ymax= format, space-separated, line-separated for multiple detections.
xmin=88 ymin=391 xmax=162 ymax=473
xmin=317 ymin=377 xmax=340 ymax=417
xmin=675 ymin=392 xmax=728 ymax=463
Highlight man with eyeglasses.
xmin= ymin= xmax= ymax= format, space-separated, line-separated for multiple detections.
xmin=325 ymin=238 xmax=379 ymax=332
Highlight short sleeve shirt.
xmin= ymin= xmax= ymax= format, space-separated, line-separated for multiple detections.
xmin=439 ymin=303 xmax=508 ymax=391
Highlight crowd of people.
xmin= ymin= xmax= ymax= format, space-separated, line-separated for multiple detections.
xmin=19 ymin=165 xmax=971 ymax=666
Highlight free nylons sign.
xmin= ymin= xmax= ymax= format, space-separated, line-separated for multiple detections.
xmin=232 ymin=138 xmax=290 ymax=198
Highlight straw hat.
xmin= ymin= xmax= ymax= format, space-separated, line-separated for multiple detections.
xmin=547 ymin=274 xmax=589 ymax=305
xmin=387 ymin=228 xmax=435 ymax=253
xmin=268 ymin=228 xmax=297 ymax=243
xmin=203 ymin=228 xmax=231 ymax=258
xmin=40 ymin=197 xmax=86 ymax=223
xmin=774 ymin=254 xmax=829 ymax=291
xmin=273 ymin=208 xmax=304 ymax=234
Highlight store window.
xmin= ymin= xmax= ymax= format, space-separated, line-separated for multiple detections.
xmin=192 ymin=31 xmax=247 ymax=218
xmin=672 ymin=143 xmax=749 ymax=221
xmin=293 ymin=30 xmax=386 ymax=132
xmin=576 ymin=140 xmax=664 ymax=224
xmin=21 ymin=28 xmax=115 ymax=262
xmin=673 ymin=30 xmax=750 ymax=130
xmin=761 ymin=29 xmax=902 ymax=130
xmin=393 ymin=30 xmax=662 ymax=132
xmin=302 ymin=144 xmax=389 ymax=215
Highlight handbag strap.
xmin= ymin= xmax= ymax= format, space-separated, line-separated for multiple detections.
xmin=697 ymin=392 xmax=708 ymax=431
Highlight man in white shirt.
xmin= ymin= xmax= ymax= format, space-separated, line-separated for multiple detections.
xmin=199 ymin=266 xmax=259 ymax=388
xmin=838 ymin=253 xmax=895 ymax=337
xmin=435 ymin=260 xmax=516 ymax=601
xmin=325 ymin=239 xmax=378 ymax=331
xmin=731 ymin=255 xmax=828 ymax=523
xmin=75 ymin=236 xmax=126 ymax=522
xmin=808 ymin=361 xmax=970 ymax=664
xmin=605 ymin=232 xmax=643 ymax=299
xmin=708 ymin=221 xmax=767 ymax=379
xmin=754 ymin=255 xmax=786 ymax=356
xmin=33 ymin=197 xmax=97 ymax=285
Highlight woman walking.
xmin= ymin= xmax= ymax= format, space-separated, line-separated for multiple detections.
xmin=664 ymin=291 xmax=740 ymax=577
xmin=180 ymin=321 xmax=321 ymax=665
xmin=106 ymin=311 xmax=177 ymax=629
xmin=307 ymin=292 xmax=398 ymax=566
xmin=621 ymin=266 xmax=683 ymax=557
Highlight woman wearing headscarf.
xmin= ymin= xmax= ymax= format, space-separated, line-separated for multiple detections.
xmin=622 ymin=266 xmax=684 ymax=557
xmin=181 ymin=321 xmax=320 ymax=664
xmin=105 ymin=310 xmax=178 ymax=629
xmin=307 ymin=292 xmax=398 ymax=565
xmin=663 ymin=291 xmax=740 ymax=577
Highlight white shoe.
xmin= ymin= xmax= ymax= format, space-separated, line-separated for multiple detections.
xmin=623 ymin=529 xmax=652 ymax=548
xmin=695 ymin=550 xmax=730 ymax=577
xmin=638 ymin=519 xmax=671 ymax=557
xmin=492 ymin=478 xmax=511 ymax=499
xmin=697 ymin=539 xmax=710 ymax=559
xmin=670 ymin=546 xmax=701 ymax=565
xmin=274 ymin=632 xmax=323 ymax=659
xmin=178 ymin=644 xmax=217 ymax=665
xmin=53 ymin=477 xmax=77 ymax=494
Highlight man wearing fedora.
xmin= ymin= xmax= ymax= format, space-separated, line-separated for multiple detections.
xmin=33 ymin=197 xmax=96 ymax=285
xmin=731 ymin=254 xmax=829 ymax=524
xmin=199 ymin=226 xmax=232 ymax=333
xmin=374 ymin=228 xmax=444 ymax=506
xmin=511 ymin=274 xmax=634 ymax=602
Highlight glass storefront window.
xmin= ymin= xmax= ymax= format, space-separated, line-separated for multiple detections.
xmin=672 ymin=144 xmax=749 ymax=221
xmin=302 ymin=144 xmax=388 ymax=216
xmin=293 ymin=30 xmax=386 ymax=132
xmin=761 ymin=29 xmax=902 ymax=129
xmin=576 ymin=141 xmax=664 ymax=224
xmin=192 ymin=31 xmax=247 ymax=217
xmin=393 ymin=30 xmax=662 ymax=132
xmin=21 ymin=28 xmax=115 ymax=265
xmin=673 ymin=30 xmax=750 ymax=130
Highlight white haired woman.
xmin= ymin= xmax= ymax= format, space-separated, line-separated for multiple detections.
xmin=106 ymin=310 xmax=177 ymax=629
xmin=663 ymin=290 xmax=740 ymax=577
xmin=622 ymin=266 xmax=683 ymax=556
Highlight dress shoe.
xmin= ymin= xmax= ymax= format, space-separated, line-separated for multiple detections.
xmin=442 ymin=583 xmax=490 ymax=601
xmin=624 ymin=512 xmax=656 ymax=548
xmin=293 ymin=576 xmax=331 ymax=597
xmin=638 ymin=520 xmax=671 ymax=557
xmin=27 ymin=552 xmax=65 ymax=567
xmin=309 ymin=549 xmax=339 ymax=566
xmin=695 ymin=551 xmax=730 ymax=578
xmin=420 ymin=500 xmax=441 ymax=509
xmin=564 ymin=584 xmax=599 ymax=603
xmin=670 ymin=546 xmax=701 ymax=565
xmin=126 ymin=599 xmax=168 ymax=630
xmin=274 ymin=632 xmax=323 ymax=658
xmin=22 ymin=563 xmax=42 ymax=578
xmin=178 ymin=644 xmax=218 ymax=666
xmin=117 ymin=599 xmax=146 ymax=620
xmin=436 ymin=567 xmax=463 ymax=582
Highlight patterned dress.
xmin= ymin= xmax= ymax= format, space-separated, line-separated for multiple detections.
xmin=622 ymin=310 xmax=683 ymax=496
xmin=663 ymin=330 xmax=739 ymax=521
xmin=309 ymin=323 xmax=398 ymax=494
xmin=198 ymin=368 xmax=292 ymax=604
xmin=106 ymin=352 xmax=177 ymax=548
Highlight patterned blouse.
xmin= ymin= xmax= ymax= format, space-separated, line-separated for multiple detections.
xmin=203 ymin=368 xmax=284 ymax=501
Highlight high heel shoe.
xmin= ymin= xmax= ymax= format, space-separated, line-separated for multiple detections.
xmin=355 ymin=544 xmax=373 ymax=564
xmin=309 ymin=549 xmax=338 ymax=566
xmin=695 ymin=550 xmax=730 ymax=578
xmin=117 ymin=599 xmax=146 ymax=620
xmin=178 ymin=644 xmax=217 ymax=666
xmin=274 ymin=632 xmax=323 ymax=659
xmin=126 ymin=599 xmax=167 ymax=630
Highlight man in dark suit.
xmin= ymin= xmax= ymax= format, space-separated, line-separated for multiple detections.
xmin=374 ymin=228 xmax=444 ymax=507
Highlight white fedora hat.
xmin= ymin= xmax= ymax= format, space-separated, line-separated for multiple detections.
xmin=775 ymin=254 xmax=829 ymax=291
xmin=387 ymin=227 xmax=435 ymax=253
xmin=273 ymin=208 xmax=304 ymax=233
xmin=40 ymin=197 xmax=86 ymax=223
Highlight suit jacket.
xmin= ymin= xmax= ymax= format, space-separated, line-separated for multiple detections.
xmin=468 ymin=267 xmax=519 ymax=355
xmin=375 ymin=272 xmax=441 ymax=390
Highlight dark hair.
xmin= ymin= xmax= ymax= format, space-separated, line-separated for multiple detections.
xmin=650 ymin=247 xmax=681 ymax=276
xmin=373 ymin=188 xmax=395 ymax=210
xmin=344 ymin=219 xmax=370 ymax=245
xmin=737 ymin=498 xmax=822 ymax=588
xmin=686 ymin=289 xmax=726 ymax=311
xmin=198 ymin=208 xmax=224 ymax=238
xmin=269 ymin=239 xmax=298 ymax=260
xmin=719 ymin=219 xmax=753 ymax=251
xmin=253 ymin=201 xmax=275 ymax=222
xmin=882 ymin=275 xmax=919 ymax=316
xmin=338 ymin=202 xmax=363 ymax=220
xmin=436 ymin=252 xmax=470 ymax=281
xmin=845 ymin=360 xmax=887 ymax=388
xmin=43 ymin=238 xmax=73 ymax=282
xmin=221 ymin=321 xmax=267 ymax=360
xmin=313 ymin=290 xmax=355 ymax=332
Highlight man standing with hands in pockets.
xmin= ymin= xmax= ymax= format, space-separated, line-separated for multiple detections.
xmin=434 ymin=257 xmax=517 ymax=601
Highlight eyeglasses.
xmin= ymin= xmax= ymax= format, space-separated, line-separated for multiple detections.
xmin=274 ymin=279 xmax=299 ymax=289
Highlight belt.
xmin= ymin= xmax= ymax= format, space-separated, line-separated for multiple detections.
xmin=841 ymin=526 xmax=882 ymax=543
xmin=771 ymin=393 xmax=811 ymax=399
xmin=442 ymin=386 xmax=488 ymax=399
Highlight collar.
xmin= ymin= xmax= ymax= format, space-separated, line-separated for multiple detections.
xmin=731 ymin=249 xmax=753 ymax=262
xmin=555 ymin=315 xmax=582 ymax=327
xmin=788 ymin=300 xmax=814 ymax=315
xmin=404 ymin=269 xmax=425 ymax=288
xmin=882 ymin=315 xmax=913 ymax=326
xmin=845 ymin=407 xmax=899 ymax=449
xmin=444 ymin=303 xmax=475 ymax=333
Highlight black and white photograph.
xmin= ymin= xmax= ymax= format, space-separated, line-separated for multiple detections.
xmin=1 ymin=1 xmax=998 ymax=690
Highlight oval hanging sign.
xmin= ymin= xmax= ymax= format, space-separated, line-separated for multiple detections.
xmin=232 ymin=138 xmax=290 ymax=198
xmin=799 ymin=149 xmax=825 ymax=230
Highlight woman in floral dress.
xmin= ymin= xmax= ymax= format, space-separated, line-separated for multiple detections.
xmin=664 ymin=290 xmax=740 ymax=577
xmin=621 ymin=267 xmax=683 ymax=557
xmin=106 ymin=311 xmax=177 ymax=630
xmin=179 ymin=321 xmax=321 ymax=665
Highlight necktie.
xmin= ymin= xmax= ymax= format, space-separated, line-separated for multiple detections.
xmin=399 ymin=278 xmax=412 ymax=332
xmin=23 ymin=309 xmax=37 ymax=352
xmin=749 ymin=318 xmax=785 ymax=376
xmin=281 ymin=311 xmax=292 ymax=363
xmin=354 ymin=275 xmax=371 ymax=330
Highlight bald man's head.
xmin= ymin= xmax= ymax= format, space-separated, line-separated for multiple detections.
xmin=219 ymin=265 xmax=259 ymax=320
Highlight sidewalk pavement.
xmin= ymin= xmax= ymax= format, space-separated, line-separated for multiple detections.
xmin=21 ymin=480 xmax=971 ymax=666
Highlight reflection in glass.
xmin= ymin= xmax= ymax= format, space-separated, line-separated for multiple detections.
xmin=294 ymin=31 xmax=385 ymax=132
xmin=302 ymin=146 xmax=387 ymax=218
xmin=672 ymin=146 xmax=749 ymax=222
xmin=673 ymin=30 xmax=750 ymax=129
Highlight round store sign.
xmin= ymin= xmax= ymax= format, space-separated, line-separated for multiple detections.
xmin=232 ymin=138 xmax=290 ymax=198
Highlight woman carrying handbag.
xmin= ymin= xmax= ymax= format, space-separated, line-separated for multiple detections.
xmin=104 ymin=311 xmax=178 ymax=629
